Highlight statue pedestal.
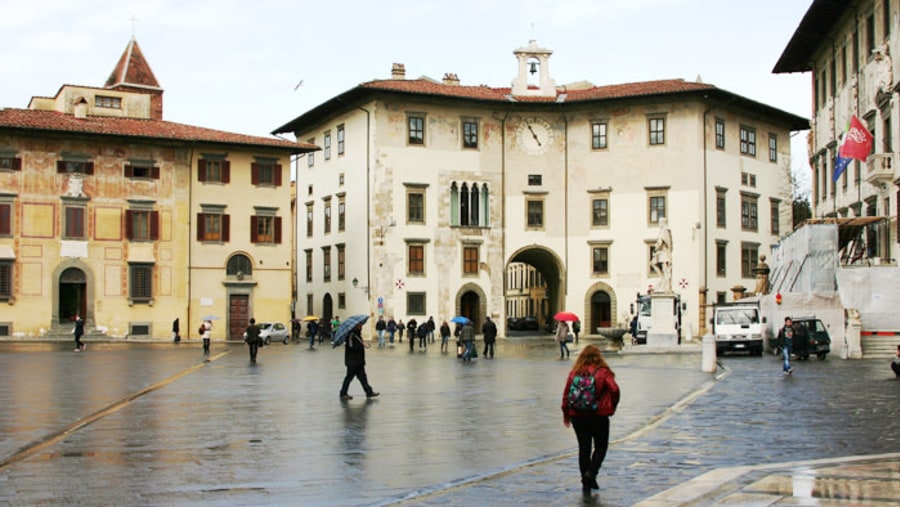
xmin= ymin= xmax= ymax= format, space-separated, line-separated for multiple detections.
xmin=845 ymin=311 xmax=862 ymax=359
xmin=647 ymin=292 xmax=678 ymax=346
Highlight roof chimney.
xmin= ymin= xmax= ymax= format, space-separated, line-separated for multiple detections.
xmin=391 ymin=63 xmax=406 ymax=80
xmin=442 ymin=73 xmax=460 ymax=86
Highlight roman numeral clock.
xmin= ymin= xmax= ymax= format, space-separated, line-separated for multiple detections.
xmin=516 ymin=117 xmax=554 ymax=155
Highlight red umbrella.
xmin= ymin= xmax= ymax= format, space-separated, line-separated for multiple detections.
xmin=554 ymin=311 xmax=579 ymax=322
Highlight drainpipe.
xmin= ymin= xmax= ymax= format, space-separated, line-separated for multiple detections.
xmin=187 ymin=143 xmax=195 ymax=339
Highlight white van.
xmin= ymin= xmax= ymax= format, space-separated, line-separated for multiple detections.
xmin=712 ymin=301 xmax=763 ymax=356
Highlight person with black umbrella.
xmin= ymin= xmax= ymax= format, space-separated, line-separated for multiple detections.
xmin=338 ymin=317 xmax=380 ymax=401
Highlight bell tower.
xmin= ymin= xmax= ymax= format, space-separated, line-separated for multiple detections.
xmin=511 ymin=40 xmax=556 ymax=98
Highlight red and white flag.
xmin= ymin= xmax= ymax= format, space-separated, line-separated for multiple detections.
xmin=838 ymin=115 xmax=874 ymax=161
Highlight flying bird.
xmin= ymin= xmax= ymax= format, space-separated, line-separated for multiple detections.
xmin=293 ymin=79 xmax=304 ymax=91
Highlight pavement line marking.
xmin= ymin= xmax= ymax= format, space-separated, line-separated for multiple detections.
xmin=380 ymin=361 xmax=732 ymax=506
xmin=0 ymin=350 xmax=232 ymax=473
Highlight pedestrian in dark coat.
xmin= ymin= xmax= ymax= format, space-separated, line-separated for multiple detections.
xmin=73 ymin=314 xmax=85 ymax=352
xmin=440 ymin=321 xmax=451 ymax=353
xmin=307 ymin=320 xmax=318 ymax=349
xmin=406 ymin=318 xmax=418 ymax=352
xmin=776 ymin=317 xmax=795 ymax=375
xmin=339 ymin=322 xmax=379 ymax=401
xmin=482 ymin=316 xmax=498 ymax=358
xmin=245 ymin=318 xmax=261 ymax=363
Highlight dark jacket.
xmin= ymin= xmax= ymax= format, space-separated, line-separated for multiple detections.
xmin=344 ymin=329 xmax=366 ymax=368
xmin=245 ymin=323 xmax=261 ymax=345
xmin=375 ymin=318 xmax=386 ymax=331
xmin=74 ymin=317 xmax=85 ymax=338
xmin=776 ymin=324 xmax=795 ymax=350
xmin=482 ymin=319 xmax=498 ymax=343
xmin=460 ymin=323 xmax=475 ymax=343
xmin=561 ymin=366 xmax=620 ymax=419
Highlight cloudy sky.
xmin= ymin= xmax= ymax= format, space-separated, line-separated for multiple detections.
xmin=0 ymin=0 xmax=814 ymax=188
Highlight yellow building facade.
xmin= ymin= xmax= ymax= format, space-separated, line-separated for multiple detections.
xmin=0 ymin=38 xmax=314 ymax=341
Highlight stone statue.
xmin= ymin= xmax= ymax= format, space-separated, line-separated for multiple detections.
xmin=65 ymin=173 xmax=86 ymax=198
xmin=754 ymin=255 xmax=770 ymax=295
xmin=650 ymin=218 xmax=673 ymax=292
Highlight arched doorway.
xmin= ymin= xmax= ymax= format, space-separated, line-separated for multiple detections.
xmin=506 ymin=246 xmax=564 ymax=331
xmin=456 ymin=282 xmax=487 ymax=331
xmin=59 ymin=267 xmax=86 ymax=324
xmin=322 ymin=293 xmax=334 ymax=321
xmin=590 ymin=291 xmax=612 ymax=331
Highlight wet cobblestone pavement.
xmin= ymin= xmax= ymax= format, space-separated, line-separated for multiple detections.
xmin=0 ymin=339 xmax=897 ymax=506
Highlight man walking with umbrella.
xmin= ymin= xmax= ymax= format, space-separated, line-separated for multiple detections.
xmin=337 ymin=315 xmax=380 ymax=401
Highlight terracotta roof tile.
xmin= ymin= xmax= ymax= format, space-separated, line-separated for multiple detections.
xmin=0 ymin=108 xmax=315 ymax=153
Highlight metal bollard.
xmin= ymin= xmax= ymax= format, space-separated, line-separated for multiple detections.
xmin=701 ymin=333 xmax=717 ymax=373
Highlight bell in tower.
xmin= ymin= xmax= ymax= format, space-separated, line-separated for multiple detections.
xmin=511 ymin=40 xmax=556 ymax=98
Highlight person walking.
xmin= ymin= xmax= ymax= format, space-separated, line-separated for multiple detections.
xmin=417 ymin=320 xmax=429 ymax=350
xmin=73 ymin=314 xmax=85 ymax=352
xmin=440 ymin=320 xmax=451 ymax=353
xmin=556 ymin=320 xmax=571 ymax=359
xmin=201 ymin=319 xmax=213 ymax=359
xmin=777 ymin=316 xmax=795 ymax=375
xmin=307 ymin=319 xmax=318 ymax=350
xmin=572 ymin=320 xmax=581 ymax=344
xmin=245 ymin=318 xmax=261 ymax=363
xmin=397 ymin=319 xmax=404 ymax=343
xmin=561 ymin=344 xmax=620 ymax=494
xmin=482 ymin=316 xmax=497 ymax=359
xmin=406 ymin=318 xmax=418 ymax=352
xmin=339 ymin=321 xmax=379 ymax=401
xmin=891 ymin=344 xmax=900 ymax=378
xmin=330 ymin=316 xmax=340 ymax=343
xmin=387 ymin=317 xmax=397 ymax=345
xmin=460 ymin=322 xmax=475 ymax=361
xmin=375 ymin=316 xmax=387 ymax=348
xmin=427 ymin=316 xmax=436 ymax=344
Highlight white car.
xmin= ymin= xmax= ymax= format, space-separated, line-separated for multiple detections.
xmin=243 ymin=322 xmax=290 ymax=345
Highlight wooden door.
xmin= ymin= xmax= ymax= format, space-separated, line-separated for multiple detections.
xmin=229 ymin=295 xmax=249 ymax=340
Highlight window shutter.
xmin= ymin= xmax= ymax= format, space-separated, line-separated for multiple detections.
xmin=222 ymin=161 xmax=231 ymax=183
xmin=125 ymin=210 xmax=134 ymax=239
xmin=151 ymin=166 xmax=160 ymax=179
xmin=274 ymin=216 xmax=282 ymax=244
xmin=251 ymin=163 xmax=259 ymax=185
xmin=85 ymin=162 xmax=94 ymax=175
xmin=150 ymin=211 xmax=159 ymax=240
xmin=198 ymin=160 xmax=207 ymax=182
xmin=57 ymin=161 xmax=66 ymax=173
xmin=274 ymin=164 xmax=283 ymax=186
xmin=12 ymin=158 xmax=21 ymax=171
xmin=222 ymin=214 xmax=230 ymax=242
xmin=124 ymin=165 xmax=134 ymax=178
xmin=0 ymin=204 xmax=10 ymax=235
xmin=250 ymin=216 xmax=258 ymax=243
xmin=197 ymin=213 xmax=205 ymax=241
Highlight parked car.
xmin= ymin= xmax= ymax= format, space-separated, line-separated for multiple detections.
xmin=520 ymin=316 xmax=539 ymax=331
xmin=507 ymin=317 xmax=522 ymax=330
xmin=243 ymin=322 xmax=290 ymax=345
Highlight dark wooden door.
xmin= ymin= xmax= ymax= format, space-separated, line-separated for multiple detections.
xmin=229 ymin=295 xmax=249 ymax=340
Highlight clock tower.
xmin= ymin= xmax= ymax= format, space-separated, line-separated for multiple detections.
xmin=511 ymin=40 xmax=556 ymax=98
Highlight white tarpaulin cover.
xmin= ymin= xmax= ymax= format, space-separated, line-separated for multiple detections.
xmin=835 ymin=267 xmax=900 ymax=331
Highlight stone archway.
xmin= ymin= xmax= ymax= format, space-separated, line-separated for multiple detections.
xmin=583 ymin=280 xmax=620 ymax=336
xmin=506 ymin=245 xmax=565 ymax=330
xmin=52 ymin=259 xmax=95 ymax=327
xmin=455 ymin=282 xmax=487 ymax=331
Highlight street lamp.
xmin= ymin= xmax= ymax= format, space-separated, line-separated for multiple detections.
xmin=352 ymin=277 xmax=369 ymax=295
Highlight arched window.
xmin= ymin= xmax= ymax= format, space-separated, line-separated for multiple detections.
xmin=450 ymin=182 xmax=459 ymax=225
xmin=226 ymin=254 xmax=253 ymax=277
xmin=460 ymin=183 xmax=470 ymax=226
xmin=470 ymin=183 xmax=480 ymax=226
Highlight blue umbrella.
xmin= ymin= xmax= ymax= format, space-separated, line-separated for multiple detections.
xmin=333 ymin=314 xmax=369 ymax=347
xmin=450 ymin=316 xmax=471 ymax=325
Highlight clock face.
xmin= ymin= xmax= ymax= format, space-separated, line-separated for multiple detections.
xmin=516 ymin=117 xmax=554 ymax=155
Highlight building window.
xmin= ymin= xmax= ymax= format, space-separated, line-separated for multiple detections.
xmin=528 ymin=174 xmax=542 ymax=186
xmin=129 ymin=263 xmax=153 ymax=302
xmin=226 ymin=254 xmax=253 ymax=277
xmin=715 ymin=118 xmax=725 ymax=149
xmin=124 ymin=162 xmax=159 ymax=179
xmin=337 ymin=245 xmax=345 ymax=280
xmin=408 ymin=115 xmax=425 ymax=145
xmin=408 ymin=192 xmax=424 ymax=224
xmin=0 ymin=202 xmax=11 ymax=236
xmin=337 ymin=124 xmax=345 ymax=155
xmin=648 ymin=194 xmax=666 ymax=224
xmin=0 ymin=155 xmax=22 ymax=172
xmin=592 ymin=198 xmax=609 ymax=227
xmin=648 ymin=117 xmax=665 ymax=145
xmin=741 ymin=195 xmax=758 ymax=231
xmin=198 ymin=158 xmax=229 ymax=183
xmin=408 ymin=244 xmax=425 ymax=275
xmin=322 ymin=246 xmax=331 ymax=282
xmin=64 ymin=206 xmax=86 ymax=239
xmin=125 ymin=209 xmax=159 ymax=241
xmin=0 ymin=261 xmax=11 ymax=300
xmin=592 ymin=121 xmax=608 ymax=150
xmin=463 ymin=119 xmax=478 ymax=149
xmin=716 ymin=191 xmax=726 ymax=228
xmin=338 ymin=198 xmax=346 ymax=232
xmin=306 ymin=203 xmax=313 ymax=237
xmin=57 ymin=160 xmax=94 ymax=174
xmin=251 ymin=215 xmax=281 ymax=244
xmin=407 ymin=292 xmax=426 ymax=315
xmin=592 ymin=246 xmax=609 ymax=275
xmin=526 ymin=200 xmax=543 ymax=228
xmin=463 ymin=246 xmax=479 ymax=275
xmin=741 ymin=243 xmax=759 ymax=278
xmin=716 ymin=241 xmax=727 ymax=277
xmin=323 ymin=132 xmax=332 ymax=160
xmin=95 ymin=95 xmax=121 ymax=109
xmin=741 ymin=172 xmax=757 ymax=188
xmin=323 ymin=199 xmax=332 ymax=234
xmin=251 ymin=161 xmax=281 ymax=186
xmin=740 ymin=126 xmax=756 ymax=157
xmin=305 ymin=249 xmax=312 ymax=282
xmin=866 ymin=13 xmax=876 ymax=55
xmin=338 ymin=292 xmax=346 ymax=309
xmin=450 ymin=182 xmax=489 ymax=227
xmin=768 ymin=135 xmax=777 ymax=163
xmin=770 ymin=199 xmax=780 ymax=235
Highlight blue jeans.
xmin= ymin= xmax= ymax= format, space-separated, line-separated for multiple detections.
xmin=559 ymin=341 xmax=570 ymax=358
xmin=377 ymin=330 xmax=385 ymax=347
xmin=782 ymin=345 xmax=792 ymax=372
